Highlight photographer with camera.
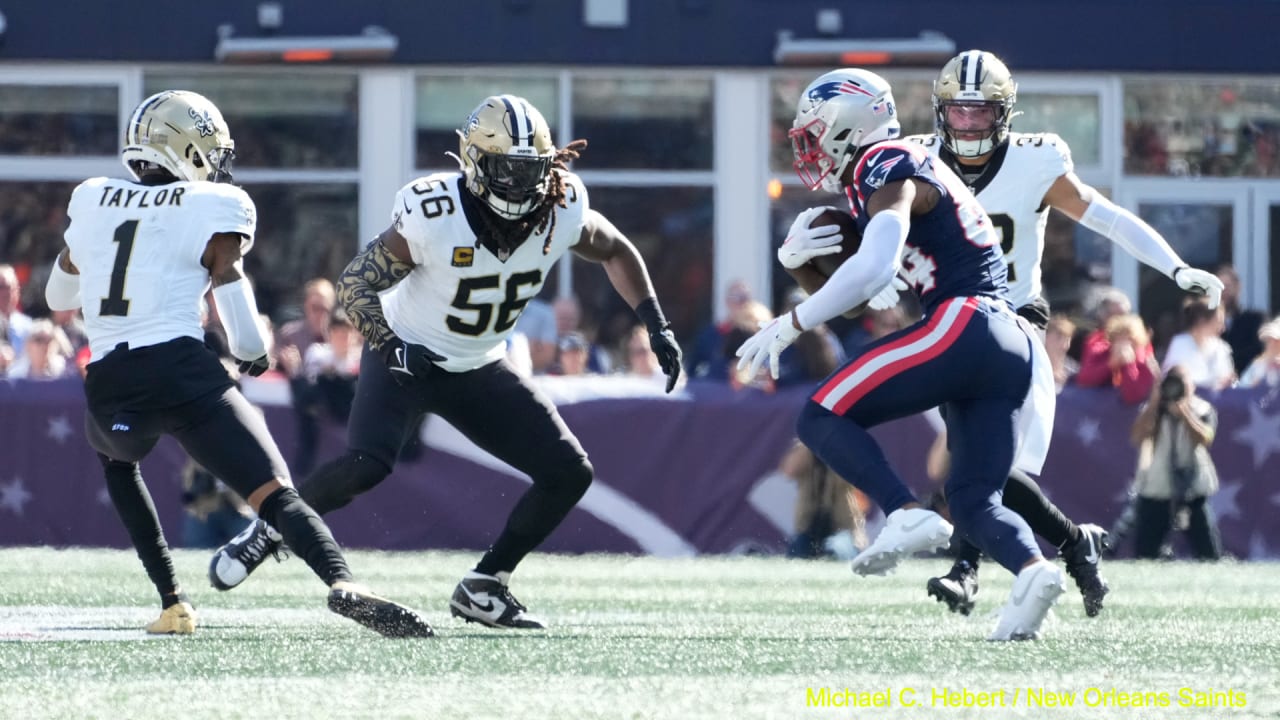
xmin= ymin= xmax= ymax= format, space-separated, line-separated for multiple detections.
xmin=1126 ymin=366 xmax=1222 ymax=560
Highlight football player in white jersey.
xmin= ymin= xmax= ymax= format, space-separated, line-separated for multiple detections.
xmin=881 ymin=50 xmax=1224 ymax=617
xmin=210 ymin=94 xmax=684 ymax=630
xmin=47 ymin=90 xmax=433 ymax=638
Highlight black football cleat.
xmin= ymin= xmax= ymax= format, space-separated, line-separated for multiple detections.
xmin=926 ymin=559 xmax=979 ymax=615
xmin=1063 ymin=523 xmax=1110 ymax=617
xmin=328 ymin=583 xmax=436 ymax=638
xmin=449 ymin=572 xmax=546 ymax=630
xmin=208 ymin=519 xmax=286 ymax=591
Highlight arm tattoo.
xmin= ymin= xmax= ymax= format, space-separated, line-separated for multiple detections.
xmin=337 ymin=240 xmax=414 ymax=351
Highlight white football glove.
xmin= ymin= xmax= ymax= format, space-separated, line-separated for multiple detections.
xmin=778 ymin=206 xmax=844 ymax=270
xmin=1173 ymin=266 xmax=1224 ymax=310
xmin=735 ymin=314 xmax=803 ymax=380
xmin=867 ymin=276 xmax=909 ymax=311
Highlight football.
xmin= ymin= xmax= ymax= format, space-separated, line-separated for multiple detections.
xmin=805 ymin=208 xmax=860 ymax=278
xmin=784 ymin=208 xmax=868 ymax=318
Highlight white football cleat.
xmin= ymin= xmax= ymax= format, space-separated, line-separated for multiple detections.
xmin=988 ymin=559 xmax=1067 ymax=641
xmin=850 ymin=507 xmax=953 ymax=576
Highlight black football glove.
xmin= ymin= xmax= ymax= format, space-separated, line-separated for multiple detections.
xmin=380 ymin=337 xmax=446 ymax=386
xmin=648 ymin=327 xmax=683 ymax=393
xmin=237 ymin=354 xmax=270 ymax=378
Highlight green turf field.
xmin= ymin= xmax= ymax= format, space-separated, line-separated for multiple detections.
xmin=0 ymin=548 xmax=1276 ymax=719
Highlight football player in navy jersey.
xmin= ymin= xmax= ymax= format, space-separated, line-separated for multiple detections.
xmin=738 ymin=68 xmax=1062 ymax=640
xmin=48 ymin=90 xmax=433 ymax=638
xmin=864 ymin=50 xmax=1222 ymax=619
xmin=210 ymin=94 xmax=683 ymax=630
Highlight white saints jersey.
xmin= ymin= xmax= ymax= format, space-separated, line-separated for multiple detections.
xmin=381 ymin=170 xmax=588 ymax=372
xmin=64 ymin=177 xmax=256 ymax=361
xmin=907 ymin=131 xmax=1072 ymax=309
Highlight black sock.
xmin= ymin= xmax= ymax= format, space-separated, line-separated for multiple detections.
xmin=99 ymin=454 xmax=180 ymax=601
xmin=1002 ymin=469 xmax=1077 ymax=549
xmin=161 ymin=590 xmax=192 ymax=609
xmin=954 ymin=536 xmax=982 ymax=568
xmin=259 ymin=487 xmax=353 ymax=586
xmin=476 ymin=464 xmax=591 ymax=577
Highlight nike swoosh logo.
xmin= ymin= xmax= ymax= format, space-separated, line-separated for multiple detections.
xmin=1084 ymin=535 xmax=1099 ymax=565
xmin=899 ymin=516 xmax=933 ymax=533
xmin=461 ymin=585 xmax=505 ymax=616
xmin=390 ymin=347 xmax=413 ymax=375
xmin=403 ymin=196 xmax=412 ymax=215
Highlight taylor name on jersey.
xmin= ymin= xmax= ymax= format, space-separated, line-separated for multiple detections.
xmin=907 ymin=131 xmax=1072 ymax=309
xmin=64 ymin=177 xmax=256 ymax=362
xmin=381 ymin=169 xmax=588 ymax=373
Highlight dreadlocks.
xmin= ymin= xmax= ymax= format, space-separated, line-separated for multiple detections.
xmin=471 ymin=139 xmax=589 ymax=255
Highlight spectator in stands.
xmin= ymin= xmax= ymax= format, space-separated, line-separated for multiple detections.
xmin=515 ymin=296 xmax=557 ymax=374
xmin=0 ymin=264 xmax=32 ymax=357
xmin=839 ymin=304 xmax=907 ymax=356
xmin=277 ymin=278 xmax=335 ymax=363
xmin=1128 ymin=365 xmax=1222 ymax=560
xmin=726 ymin=300 xmax=775 ymax=391
xmin=179 ymin=459 xmax=253 ymax=549
xmin=1162 ymin=299 xmax=1236 ymax=390
xmin=50 ymin=308 xmax=89 ymax=355
xmin=553 ymin=294 xmax=611 ymax=373
xmin=1087 ymin=313 xmax=1158 ymax=404
xmin=0 ymin=340 xmax=13 ymax=377
xmin=1044 ymin=314 xmax=1078 ymax=392
xmin=779 ymin=440 xmax=867 ymax=559
xmin=555 ymin=331 xmax=592 ymax=377
xmin=7 ymin=318 xmax=71 ymax=380
xmin=1215 ymin=264 xmax=1266 ymax=376
xmin=285 ymin=309 xmax=360 ymax=476
xmin=688 ymin=279 xmax=752 ymax=381
xmin=775 ymin=287 xmax=843 ymax=388
xmin=1239 ymin=317 xmax=1280 ymax=388
xmin=1076 ymin=288 xmax=1159 ymax=403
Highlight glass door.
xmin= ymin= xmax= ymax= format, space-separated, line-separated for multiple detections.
xmin=1251 ymin=184 xmax=1280 ymax=316
xmin=1114 ymin=180 xmax=1249 ymax=351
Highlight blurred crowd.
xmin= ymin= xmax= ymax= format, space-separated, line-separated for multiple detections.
xmin=3 ymin=258 xmax=1278 ymax=561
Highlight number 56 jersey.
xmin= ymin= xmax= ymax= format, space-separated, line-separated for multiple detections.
xmin=64 ymin=177 xmax=256 ymax=362
xmin=381 ymin=170 xmax=588 ymax=372
xmin=908 ymin=132 xmax=1072 ymax=310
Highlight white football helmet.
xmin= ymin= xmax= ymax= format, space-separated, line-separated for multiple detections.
xmin=790 ymin=68 xmax=900 ymax=193
xmin=122 ymin=90 xmax=236 ymax=183
xmin=457 ymin=94 xmax=556 ymax=219
xmin=932 ymin=50 xmax=1018 ymax=158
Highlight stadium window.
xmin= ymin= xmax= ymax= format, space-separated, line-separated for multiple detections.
xmin=0 ymin=181 xmax=79 ymax=312
xmin=235 ymin=183 xmax=359 ymax=323
xmin=571 ymin=75 xmax=713 ymax=170
xmin=144 ymin=72 xmax=359 ymax=169
xmin=562 ymin=186 xmax=713 ymax=349
xmin=0 ymin=85 xmax=117 ymax=156
xmin=1124 ymin=77 xmax=1280 ymax=178
xmin=414 ymin=74 xmax=559 ymax=170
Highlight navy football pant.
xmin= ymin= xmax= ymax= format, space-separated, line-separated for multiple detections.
xmin=796 ymin=296 xmax=1042 ymax=573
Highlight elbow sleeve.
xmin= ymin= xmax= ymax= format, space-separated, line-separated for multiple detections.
xmin=212 ymin=278 xmax=267 ymax=361
xmin=1079 ymin=195 xmax=1181 ymax=279
xmin=45 ymin=261 xmax=82 ymax=311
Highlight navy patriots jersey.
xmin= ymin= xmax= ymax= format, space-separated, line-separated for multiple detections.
xmin=843 ymin=141 xmax=1008 ymax=313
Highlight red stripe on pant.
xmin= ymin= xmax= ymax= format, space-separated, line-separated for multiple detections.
xmin=814 ymin=297 xmax=978 ymax=415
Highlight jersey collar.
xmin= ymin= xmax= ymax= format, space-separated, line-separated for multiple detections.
xmin=939 ymin=140 xmax=1010 ymax=196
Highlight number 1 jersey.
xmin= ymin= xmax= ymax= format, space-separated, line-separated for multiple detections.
xmin=64 ymin=177 xmax=256 ymax=362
